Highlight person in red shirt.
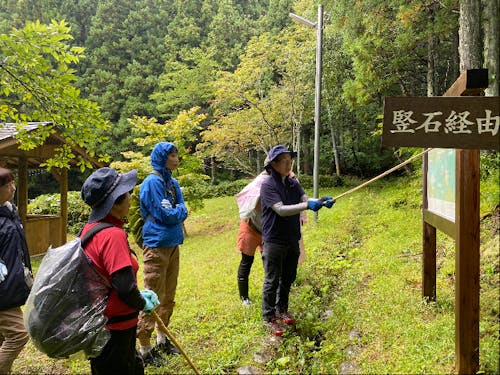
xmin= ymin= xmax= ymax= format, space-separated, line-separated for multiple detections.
xmin=81 ymin=167 xmax=160 ymax=375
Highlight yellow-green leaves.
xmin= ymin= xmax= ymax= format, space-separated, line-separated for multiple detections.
xmin=0 ymin=20 xmax=108 ymax=171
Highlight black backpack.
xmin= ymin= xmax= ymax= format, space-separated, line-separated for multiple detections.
xmin=23 ymin=223 xmax=114 ymax=358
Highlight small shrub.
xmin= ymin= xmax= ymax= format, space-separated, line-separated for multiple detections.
xmin=193 ymin=180 xmax=249 ymax=199
xmin=28 ymin=192 xmax=90 ymax=235
xmin=297 ymin=174 xmax=344 ymax=189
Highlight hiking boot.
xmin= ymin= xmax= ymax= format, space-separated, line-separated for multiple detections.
xmin=156 ymin=339 xmax=181 ymax=355
xmin=141 ymin=347 xmax=165 ymax=367
xmin=266 ymin=318 xmax=284 ymax=337
xmin=278 ymin=311 xmax=296 ymax=325
xmin=241 ymin=297 xmax=253 ymax=306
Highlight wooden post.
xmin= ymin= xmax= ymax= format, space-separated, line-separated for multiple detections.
xmin=17 ymin=156 xmax=28 ymax=226
xmin=422 ymin=151 xmax=436 ymax=301
xmin=60 ymin=168 xmax=68 ymax=245
xmin=444 ymin=69 xmax=483 ymax=375
xmin=455 ymin=149 xmax=480 ymax=373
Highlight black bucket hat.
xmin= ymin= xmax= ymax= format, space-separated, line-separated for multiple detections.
xmin=81 ymin=167 xmax=138 ymax=223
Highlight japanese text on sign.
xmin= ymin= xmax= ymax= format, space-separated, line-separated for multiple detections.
xmin=382 ymin=96 xmax=500 ymax=150
xmin=391 ymin=109 xmax=498 ymax=135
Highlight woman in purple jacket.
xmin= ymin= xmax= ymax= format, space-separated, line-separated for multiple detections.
xmin=260 ymin=146 xmax=334 ymax=336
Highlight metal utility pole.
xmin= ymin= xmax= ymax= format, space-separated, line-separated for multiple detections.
xmin=290 ymin=5 xmax=323 ymax=221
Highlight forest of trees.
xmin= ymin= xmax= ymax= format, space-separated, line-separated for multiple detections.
xmin=0 ymin=0 xmax=498 ymax=182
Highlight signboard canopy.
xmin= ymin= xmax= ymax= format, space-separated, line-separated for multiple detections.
xmin=382 ymin=96 xmax=499 ymax=150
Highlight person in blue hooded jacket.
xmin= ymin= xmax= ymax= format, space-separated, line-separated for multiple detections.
xmin=136 ymin=142 xmax=188 ymax=366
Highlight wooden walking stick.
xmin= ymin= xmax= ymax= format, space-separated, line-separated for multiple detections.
xmin=152 ymin=311 xmax=201 ymax=375
xmin=333 ymin=148 xmax=432 ymax=201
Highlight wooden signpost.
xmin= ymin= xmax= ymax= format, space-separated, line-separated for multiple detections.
xmin=382 ymin=69 xmax=499 ymax=374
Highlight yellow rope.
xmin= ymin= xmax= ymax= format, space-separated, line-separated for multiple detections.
xmin=333 ymin=148 xmax=432 ymax=201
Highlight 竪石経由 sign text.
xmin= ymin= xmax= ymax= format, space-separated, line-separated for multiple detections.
xmin=382 ymin=96 xmax=499 ymax=150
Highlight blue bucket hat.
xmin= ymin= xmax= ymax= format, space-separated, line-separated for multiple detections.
xmin=81 ymin=167 xmax=138 ymax=223
xmin=265 ymin=145 xmax=297 ymax=168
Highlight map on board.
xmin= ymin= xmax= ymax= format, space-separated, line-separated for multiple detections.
xmin=427 ymin=148 xmax=455 ymax=222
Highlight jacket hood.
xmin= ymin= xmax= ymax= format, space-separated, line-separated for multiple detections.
xmin=150 ymin=142 xmax=177 ymax=181
xmin=0 ymin=203 xmax=16 ymax=219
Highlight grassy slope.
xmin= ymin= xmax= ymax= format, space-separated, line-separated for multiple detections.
xmin=13 ymin=172 xmax=499 ymax=374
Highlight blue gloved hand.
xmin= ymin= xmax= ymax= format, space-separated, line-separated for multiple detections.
xmin=321 ymin=196 xmax=336 ymax=208
xmin=0 ymin=261 xmax=7 ymax=283
xmin=307 ymin=199 xmax=323 ymax=212
xmin=140 ymin=289 xmax=160 ymax=313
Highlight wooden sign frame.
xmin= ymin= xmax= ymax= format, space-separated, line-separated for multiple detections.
xmin=423 ymin=69 xmax=487 ymax=374
xmin=383 ymin=69 xmax=489 ymax=374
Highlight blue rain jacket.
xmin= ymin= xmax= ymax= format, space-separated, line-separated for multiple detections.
xmin=140 ymin=142 xmax=188 ymax=247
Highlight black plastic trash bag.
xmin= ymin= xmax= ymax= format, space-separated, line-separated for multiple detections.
xmin=23 ymin=237 xmax=110 ymax=358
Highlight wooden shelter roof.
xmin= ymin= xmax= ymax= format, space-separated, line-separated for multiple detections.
xmin=0 ymin=122 xmax=104 ymax=255
xmin=0 ymin=122 xmax=102 ymax=169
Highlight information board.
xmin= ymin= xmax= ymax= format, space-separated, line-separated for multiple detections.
xmin=427 ymin=149 xmax=455 ymax=222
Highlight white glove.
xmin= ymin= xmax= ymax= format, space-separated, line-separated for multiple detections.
xmin=0 ymin=262 xmax=8 ymax=283
xmin=161 ymin=199 xmax=172 ymax=210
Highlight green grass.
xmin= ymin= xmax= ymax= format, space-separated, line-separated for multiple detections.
xmin=14 ymin=172 xmax=499 ymax=374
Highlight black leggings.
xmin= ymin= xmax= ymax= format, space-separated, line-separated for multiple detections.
xmin=237 ymin=253 xmax=255 ymax=281
xmin=90 ymin=326 xmax=144 ymax=375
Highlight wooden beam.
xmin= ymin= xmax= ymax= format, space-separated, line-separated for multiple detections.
xmin=17 ymin=157 xmax=28 ymax=226
xmin=443 ymin=69 xmax=488 ymax=97
xmin=423 ymin=210 xmax=456 ymax=239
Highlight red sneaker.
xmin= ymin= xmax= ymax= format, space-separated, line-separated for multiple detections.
xmin=279 ymin=311 xmax=296 ymax=325
xmin=266 ymin=318 xmax=284 ymax=336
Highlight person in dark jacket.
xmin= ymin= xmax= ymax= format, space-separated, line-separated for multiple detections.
xmin=137 ymin=142 xmax=188 ymax=365
xmin=81 ymin=167 xmax=160 ymax=375
xmin=0 ymin=167 xmax=32 ymax=374
xmin=260 ymin=145 xmax=335 ymax=336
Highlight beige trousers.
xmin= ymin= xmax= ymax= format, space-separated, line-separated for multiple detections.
xmin=137 ymin=245 xmax=179 ymax=347
xmin=0 ymin=306 xmax=29 ymax=374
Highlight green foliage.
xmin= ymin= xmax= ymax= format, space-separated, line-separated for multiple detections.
xmin=198 ymin=30 xmax=313 ymax=174
xmin=0 ymin=0 xmax=471 ymax=179
xmin=152 ymin=48 xmax=219 ymax=119
xmin=480 ymin=151 xmax=500 ymax=215
xmin=298 ymin=174 xmax=345 ymax=189
xmin=127 ymin=185 xmax=143 ymax=248
xmin=27 ymin=191 xmax=90 ymax=234
xmin=0 ymin=19 xmax=110 ymax=170
xmin=77 ymin=0 xmax=171 ymax=159
xmin=110 ymin=109 xmax=211 ymax=237
xmin=191 ymin=179 xmax=249 ymax=199
xmin=206 ymin=0 xmax=261 ymax=70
